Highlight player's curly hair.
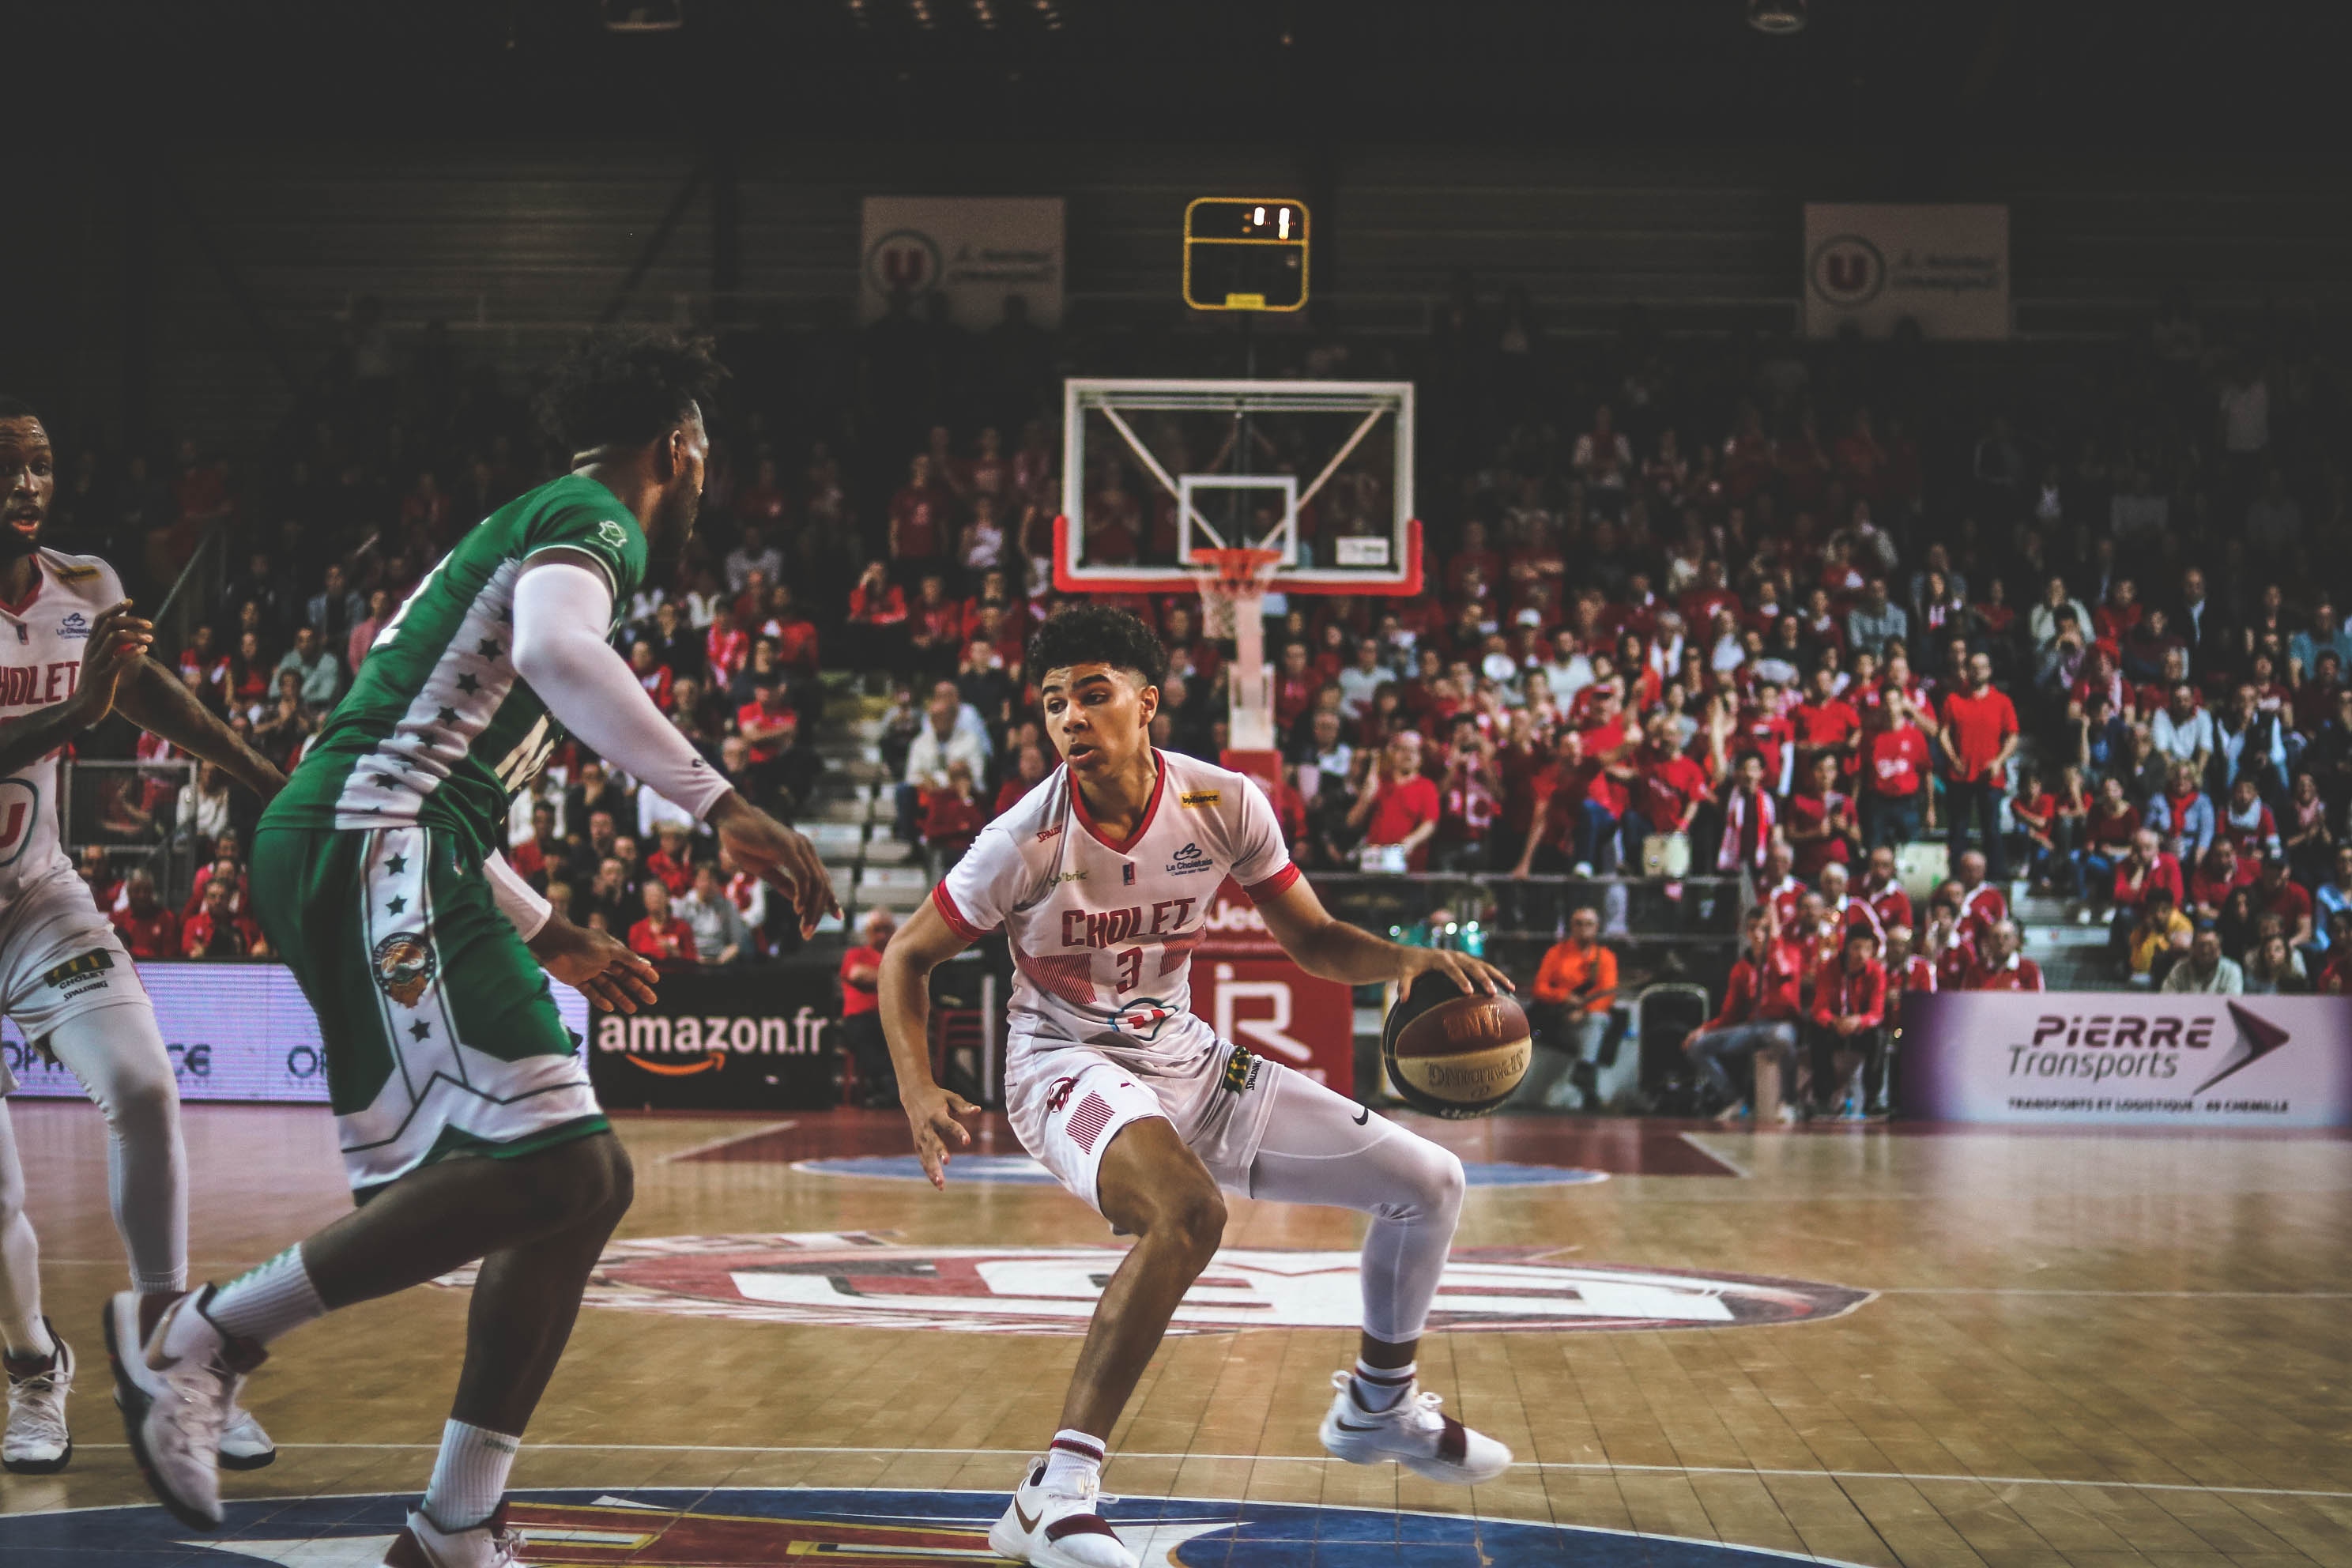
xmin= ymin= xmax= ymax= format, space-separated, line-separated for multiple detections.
xmin=540 ymin=329 xmax=727 ymax=454
xmin=1027 ymin=602 xmax=1168 ymax=689
xmin=0 ymin=395 xmax=42 ymax=420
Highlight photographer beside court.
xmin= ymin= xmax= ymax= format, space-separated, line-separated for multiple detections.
xmin=1514 ymin=906 xmax=1621 ymax=1111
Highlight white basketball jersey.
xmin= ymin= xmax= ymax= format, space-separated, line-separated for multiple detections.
xmin=0 ymin=550 xmax=124 ymax=899
xmin=933 ymin=750 xmax=1299 ymax=1075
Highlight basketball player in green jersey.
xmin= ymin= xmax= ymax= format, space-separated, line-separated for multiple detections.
xmin=104 ymin=333 xmax=839 ymax=1565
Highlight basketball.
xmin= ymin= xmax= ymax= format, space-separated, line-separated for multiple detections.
xmin=1381 ymin=972 xmax=1532 ymax=1118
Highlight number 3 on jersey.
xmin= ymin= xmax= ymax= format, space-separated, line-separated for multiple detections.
xmin=1114 ymin=947 xmax=1143 ymax=993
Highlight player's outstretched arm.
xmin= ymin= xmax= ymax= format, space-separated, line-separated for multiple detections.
xmin=0 ymin=601 xmax=155 ymax=778
xmin=116 ymin=652 xmax=289 ymax=800
xmin=877 ymin=895 xmax=982 ymax=1189
xmin=1254 ymin=875 xmax=1513 ymax=996
xmin=511 ymin=553 xmax=840 ymax=933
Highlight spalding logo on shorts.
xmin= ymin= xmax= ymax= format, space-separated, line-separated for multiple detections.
xmin=371 ymin=933 xmax=437 ymax=1008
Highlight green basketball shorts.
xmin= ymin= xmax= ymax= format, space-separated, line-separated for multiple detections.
xmin=250 ymin=821 xmax=607 ymax=1196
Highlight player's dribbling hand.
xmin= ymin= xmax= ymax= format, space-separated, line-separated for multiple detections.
xmin=710 ymin=792 xmax=843 ymax=936
xmin=1397 ymin=946 xmax=1515 ymax=997
xmin=902 ymin=1080 xmax=980 ymax=1189
xmin=72 ymin=601 xmax=155 ymax=729
xmin=528 ymin=916 xmax=662 ymax=1014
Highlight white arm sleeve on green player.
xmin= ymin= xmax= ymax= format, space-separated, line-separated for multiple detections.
xmin=484 ymin=851 xmax=553 ymax=941
xmin=511 ymin=560 xmax=734 ymax=824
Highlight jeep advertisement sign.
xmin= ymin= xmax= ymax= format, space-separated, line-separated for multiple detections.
xmin=1899 ymin=991 xmax=2352 ymax=1127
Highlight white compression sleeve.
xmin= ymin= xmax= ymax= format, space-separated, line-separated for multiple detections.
xmin=483 ymin=851 xmax=553 ymax=941
xmin=510 ymin=561 xmax=733 ymax=823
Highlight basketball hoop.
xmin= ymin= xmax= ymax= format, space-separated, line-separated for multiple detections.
xmin=1191 ymin=546 xmax=1283 ymax=752
xmin=1192 ymin=545 xmax=1283 ymax=640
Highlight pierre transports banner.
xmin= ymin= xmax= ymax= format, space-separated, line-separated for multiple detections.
xmin=1804 ymin=203 xmax=2009 ymax=340
xmin=861 ymin=196 xmax=1065 ymax=328
xmin=1 ymin=963 xmax=589 ymax=1105
xmin=1899 ymin=990 xmax=2352 ymax=1128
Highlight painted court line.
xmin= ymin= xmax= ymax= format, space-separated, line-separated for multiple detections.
xmin=660 ymin=1120 xmax=800 ymax=1162
xmin=61 ymin=1444 xmax=2352 ymax=1502
xmin=1679 ymin=1132 xmax=1751 ymax=1178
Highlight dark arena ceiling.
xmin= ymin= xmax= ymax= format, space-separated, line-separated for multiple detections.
xmin=18 ymin=0 xmax=2349 ymax=149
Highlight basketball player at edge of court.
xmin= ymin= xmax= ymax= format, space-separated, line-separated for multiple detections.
xmin=0 ymin=395 xmax=288 ymax=1477
xmin=101 ymin=333 xmax=840 ymax=1566
xmin=882 ymin=605 xmax=1517 ymax=1568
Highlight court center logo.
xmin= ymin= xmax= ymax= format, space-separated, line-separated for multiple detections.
xmin=0 ymin=1486 xmax=1876 ymax=1566
xmin=1808 ymin=232 xmax=1886 ymax=308
xmin=436 ymin=1233 xmax=1870 ymax=1336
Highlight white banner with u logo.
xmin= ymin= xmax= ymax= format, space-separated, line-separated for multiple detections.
xmin=2 ymin=963 xmax=588 ymax=1104
xmin=1804 ymin=203 xmax=2009 ymax=340
xmin=1898 ymin=990 xmax=2352 ymax=1127
xmin=860 ymin=196 xmax=1065 ymax=327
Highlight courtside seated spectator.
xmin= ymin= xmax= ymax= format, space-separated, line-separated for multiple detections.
xmin=1684 ymin=908 xmax=1802 ymax=1124
xmin=1519 ymin=906 xmax=1619 ymax=1111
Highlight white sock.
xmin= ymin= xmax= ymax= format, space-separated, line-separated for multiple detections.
xmin=205 ymin=1246 xmax=328 ymax=1347
xmin=1352 ymin=1358 xmax=1416 ymax=1412
xmin=1039 ymin=1429 xmax=1106 ymax=1492
xmin=423 ymin=1419 xmax=521 ymax=1532
xmin=2 ymin=1318 xmax=56 ymax=1368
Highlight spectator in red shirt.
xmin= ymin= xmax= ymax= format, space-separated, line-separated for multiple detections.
xmin=1714 ymin=750 xmax=1778 ymax=875
xmin=1683 ymin=906 xmax=1804 ymax=1122
xmin=1882 ymin=923 xmax=1937 ymax=1035
xmin=1952 ymin=850 xmax=2008 ymax=939
xmin=627 ymin=638 xmax=673 ymax=712
xmin=2218 ymin=776 xmax=2283 ymax=861
xmin=2188 ymin=839 xmax=2255 ymax=919
xmin=182 ymin=878 xmax=263 ymax=959
xmin=2253 ymin=854 xmax=2315 ymax=948
xmin=839 ymin=909 xmax=897 ymax=1106
xmin=703 ymin=603 xmax=750 ymax=690
xmin=762 ymin=584 xmax=822 ymax=677
xmin=628 ymin=881 xmax=698 ymax=967
xmin=111 ymin=870 xmax=180 ymax=959
xmin=2078 ymin=774 xmax=2141 ymax=910
xmin=920 ymin=758 xmax=991 ymax=869
xmin=1510 ymin=729 xmax=1590 ymax=878
xmin=1785 ymin=752 xmax=1859 ymax=880
xmin=846 ymin=559 xmax=911 ymax=674
xmin=906 ymin=572 xmax=965 ymax=680
xmin=2110 ymin=827 xmax=2186 ymax=922
xmin=1789 ymin=665 xmax=1863 ymax=786
xmin=736 ymin=677 xmax=797 ymax=767
xmin=1937 ymin=650 xmax=2020 ymax=881
xmin=1349 ymin=729 xmax=1442 ymax=872
xmin=1808 ymin=925 xmax=1886 ymax=1118
xmin=994 ymin=741 xmax=1051 ymax=816
xmin=888 ymin=454 xmax=948 ymax=571
xmin=1858 ymin=843 xmax=1914 ymax=935
xmin=644 ymin=821 xmax=695 ymax=898
xmin=1967 ymin=918 xmax=2044 ymax=992
xmin=1628 ymin=714 xmax=1713 ymax=855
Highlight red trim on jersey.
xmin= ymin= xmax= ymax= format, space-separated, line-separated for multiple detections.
xmin=1068 ymin=749 xmax=1167 ymax=856
xmin=930 ymin=881 xmax=985 ymax=944
xmin=0 ymin=561 xmax=43 ymax=616
xmin=1242 ymin=863 xmax=1302 ymax=904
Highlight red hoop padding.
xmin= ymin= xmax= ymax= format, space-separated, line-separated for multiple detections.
xmin=1052 ymin=515 xmax=1424 ymax=599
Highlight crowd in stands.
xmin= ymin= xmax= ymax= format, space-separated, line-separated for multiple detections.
xmin=44 ymin=286 xmax=2348 ymax=1031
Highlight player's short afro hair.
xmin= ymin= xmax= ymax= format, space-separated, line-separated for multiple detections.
xmin=0 ymin=395 xmax=42 ymax=421
xmin=1027 ymin=602 xmax=1168 ymax=690
xmin=541 ymin=329 xmax=727 ymax=454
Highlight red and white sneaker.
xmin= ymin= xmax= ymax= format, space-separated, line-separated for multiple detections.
xmin=1317 ymin=1370 xmax=1512 ymax=1484
xmin=383 ymin=1501 xmax=529 ymax=1566
xmin=986 ymin=1457 xmax=1136 ymax=1568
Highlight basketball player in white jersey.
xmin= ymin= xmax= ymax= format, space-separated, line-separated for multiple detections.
xmin=880 ymin=605 xmax=1515 ymax=1568
xmin=0 ymin=398 xmax=285 ymax=1474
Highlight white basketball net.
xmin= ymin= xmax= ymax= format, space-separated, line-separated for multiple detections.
xmin=1195 ymin=547 xmax=1283 ymax=642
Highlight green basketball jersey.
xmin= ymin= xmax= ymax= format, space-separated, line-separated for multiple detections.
xmin=263 ymin=473 xmax=647 ymax=858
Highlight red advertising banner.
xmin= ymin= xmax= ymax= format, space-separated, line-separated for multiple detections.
xmin=1194 ymin=879 xmax=1356 ymax=1090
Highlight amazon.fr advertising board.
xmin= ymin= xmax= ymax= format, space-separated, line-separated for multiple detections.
xmin=1899 ymin=990 xmax=2352 ymax=1128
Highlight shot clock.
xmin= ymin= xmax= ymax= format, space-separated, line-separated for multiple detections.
xmin=1183 ymin=198 xmax=1309 ymax=312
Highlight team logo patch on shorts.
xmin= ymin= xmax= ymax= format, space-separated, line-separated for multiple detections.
xmin=40 ymin=950 xmax=114 ymax=989
xmin=1220 ymin=1042 xmax=1260 ymax=1095
xmin=371 ymin=933 xmax=437 ymax=1007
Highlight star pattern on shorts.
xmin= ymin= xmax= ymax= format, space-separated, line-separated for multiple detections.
xmin=437 ymin=706 xmax=459 ymax=726
xmin=477 ymin=638 xmax=502 ymax=658
xmin=385 ymin=854 xmax=408 ymax=874
xmin=455 ymin=673 xmax=480 ymax=695
xmin=409 ymin=1020 xmax=431 ymax=1041
xmin=386 ymin=895 xmax=407 ymax=915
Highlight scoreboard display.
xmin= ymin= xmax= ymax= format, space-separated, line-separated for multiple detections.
xmin=1183 ymin=198 xmax=1310 ymax=312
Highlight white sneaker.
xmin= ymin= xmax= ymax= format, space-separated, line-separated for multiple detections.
xmin=383 ymin=1502 xmax=529 ymax=1566
xmin=102 ymin=1287 xmax=261 ymax=1530
xmin=2 ymin=1323 xmax=72 ymax=1474
xmin=1317 ymin=1370 xmax=1512 ymax=1484
xmin=220 ymin=1382 xmax=276 ymax=1470
xmin=986 ymin=1457 xmax=1136 ymax=1568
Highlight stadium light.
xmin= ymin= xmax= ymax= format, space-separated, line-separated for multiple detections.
xmin=1747 ymin=0 xmax=1806 ymax=34
xmin=601 ymin=0 xmax=684 ymax=32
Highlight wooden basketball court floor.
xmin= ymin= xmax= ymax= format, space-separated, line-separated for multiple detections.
xmin=5 ymin=1099 xmax=2351 ymax=1566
